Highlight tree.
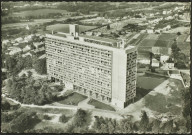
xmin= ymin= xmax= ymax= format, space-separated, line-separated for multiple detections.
xmin=2 ymin=101 xmax=11 ymax=111
xmin=151 ymin=119 xmax=161 ymax=133
xmin=100 ymin=123 xmax=108 ymax=133
xmin=34 ymin=58 xmax=47 ymax=74
xmin=107 ymin=24 xmax=110 ymax=30
xmin=161 ymin=120 xmax=174 ymax=133
xmin=140 ymin=111 xmax=149 ymax=132
xmin=10 ymin=111 xmax=40 ymax=132
xmin=59 ymin=114 xmax=68 ymax=123
xmin=24 ymin=56 xmax=33 ymax=68
xmin=93 ymin=116 xmax=101 ymax=130
xmin=73 ymin=109 xmax=87 ymax=127
xmin=177 ymin=32 xmax=181 ymax=35
xmin=5 ymin=56 xmax=17 ymax=72
xmin=149 ymin=52 xmax=153 ymax=70
xmin=108 ymin=121 xmax=115 ymax=133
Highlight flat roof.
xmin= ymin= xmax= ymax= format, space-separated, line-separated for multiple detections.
xmin=80 ymin=34 xmax=118 ymax=43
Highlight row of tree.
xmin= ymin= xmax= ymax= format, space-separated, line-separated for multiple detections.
xmin=171 ymin=42 xmax=187 ymax=69
xmin=92 ymin=110 xmax=190 ymax=134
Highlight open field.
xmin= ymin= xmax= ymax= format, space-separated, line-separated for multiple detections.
xmin=177 ymin=34 xmax=189 ymax=42
xmin=128 ymin=33 xmax=147 ymax=45
xmin=177 ymin=42 xmax=190 ymax=56
xmin=154 ymin=40 xmax=174 ymax=47
xmin=88 ymin=99 xmax=115 ymax=111
xmin=145 ymin=34 xmax=159 ymax=40
xmin=57 ymin=92 xmax=87 ymax=105
xmin=8 ymin=9 xmax=68 ymax=18
xmin=2 ymin=19 xmax=55 ymax=30
xmin=18 ymin=106 xmax=76 ymax=115
xmin=120 ymin=78 xmax=184 ymax=121
xmin=46 ymin=24 xmax=98 ymax=33
xmin=165 ymin=26 xmax=190 ymax=34
xmin=137 ymin=74 xmax=167 ymax=90
xmin=158 ymin=33 xmax=177 ymax=41
xmin=138 ymin=46 xmax=151 ymax=53
xmin=139 ymin=39 xmax=157 ymax=47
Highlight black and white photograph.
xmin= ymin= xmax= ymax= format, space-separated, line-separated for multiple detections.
xmin=1 ymin=1 xmax=191 ymax=134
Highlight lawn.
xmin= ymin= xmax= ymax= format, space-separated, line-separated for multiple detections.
xmin=57 ymin=92 xmax=87 ymax=105
xmin=131 ymin=33 xmax=148 ymax=45
xmin=10 ymin=9 xmax=68 ymax=18
xmin=137 ymin=75 xmax=167 ymax=90
xmin=169 ymin=70 xmax=180 ymax=74
xmin=18 ymin=106 xmax=75 ymax=115
xmin=88 ymin=99 xmax=115 ymax=111
xmin=144 ymin=78 xmax=184 ymax=115
xmin=154 ymin=40 xmax=173 ymax=47
xmin=144 ymin=93 xmax=182 ymax=115
xmin=158 ymin=33 xmax=177 ymax=41
xmin=177 ymin=42 xmax=190 ymax=56
xmin=177 ymin=34 xmax=189 ymax=42
xmin=139 ymin=39 xmax=157 ymax=47
xmin=138 ymin=46 xmax=152 ymax=53
xmin=46 ymin=24 xmax=98 ymax=33
xmin=135 ymin=87 xmax=152 ymax=102
xmin=145 ymin=34 xmax=159 ymax=40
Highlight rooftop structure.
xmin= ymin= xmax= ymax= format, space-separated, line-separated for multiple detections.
xmin=45 ymin=24 xmax=137 ymax=109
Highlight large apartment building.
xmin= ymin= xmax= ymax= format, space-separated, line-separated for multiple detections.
xmin=45 ymin=24 xmax=137 ymax=109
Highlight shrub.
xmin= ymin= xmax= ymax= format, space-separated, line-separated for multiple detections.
xmin=43 ymin=115 xmax=51 ymax=120
xmin=59 ymin=114 xmax=69 ymax=123
xmin=1 ymin=101 xmax=11 ymax=111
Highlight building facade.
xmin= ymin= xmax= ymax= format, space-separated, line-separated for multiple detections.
xmin=45 ymin=24 xmax=137 ymax=109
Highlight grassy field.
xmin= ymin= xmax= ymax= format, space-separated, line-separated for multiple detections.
xmin=139 ymin=39 xmax=157 ymax=47
xmin=158 ymin=33 xmax=177 ymax=41
xmin=18 ymin=106 xmax=76 ymax=115
xmin=2 ymin=19 xmax=54 ymax=30
xmin=137 ymin=75 xmax=167 ymax=90
xmin=88 ymin=99 xmax=115 ymax=111
xmin=135 ymin=87 xmax=152 ymax=102
xmin=46 ymin=24 xmax=98 ymax=33
xmin=58 ymin=92 xmax=87 ymax=105
xmin=9 ymin=9 xmax=68 ymax=18
xmin=145 ymin=34 xmax=159 ymax=40
xmin=177 ymin=34 xmax=189 ymax=42
xmin=154 ymin=40 xmax=174 ymax=47
xmin=145 ymin=92 xmax=182 ymax=115
xmin=177 ymin=42 xmax=190 ymax=56
xmin=138 ymin=46 xmax=152 ymax=53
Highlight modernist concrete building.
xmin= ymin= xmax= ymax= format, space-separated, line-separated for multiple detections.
xmin=45 ymin=24 xmax=137 ymax=109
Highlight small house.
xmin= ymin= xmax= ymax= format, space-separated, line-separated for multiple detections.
xmin=160 ymin=55 xmax=170 ymax=63
xmin=22 ymin=45 xmax=31 ymax=53
xmin=152 ymin=58 xmax=160 ymax=67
